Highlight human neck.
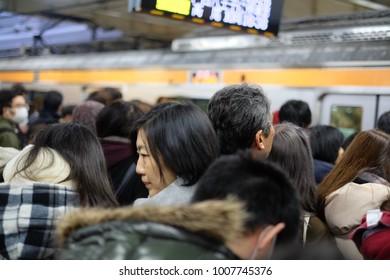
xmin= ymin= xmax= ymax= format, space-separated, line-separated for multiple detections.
xmin=225 ymin=232 xmax=259 ymax=260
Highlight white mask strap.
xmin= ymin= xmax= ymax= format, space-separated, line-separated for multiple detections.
xmin=250 ymin=225 xmax=275 ymax=260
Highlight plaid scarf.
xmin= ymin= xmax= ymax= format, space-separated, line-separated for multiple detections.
xmin=0 ymin=182 xmax=79 ymax=259
xmin=353 ymin=171 xmax=390 ymax=186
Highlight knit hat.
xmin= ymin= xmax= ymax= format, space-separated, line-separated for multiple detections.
xmin=72 ymin=100 xmax=104 ymax=135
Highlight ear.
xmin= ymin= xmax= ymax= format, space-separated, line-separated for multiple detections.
xmin=257 ymin=223 xmax=285 ymax=252
xmin=2 ymin=106 xmax=10 ymax=117
xmin=254 ymin=130 xmax=265 ymax=150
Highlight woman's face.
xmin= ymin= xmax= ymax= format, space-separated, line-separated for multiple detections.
xmin=135 ymin=129 xmax=176 ymax=197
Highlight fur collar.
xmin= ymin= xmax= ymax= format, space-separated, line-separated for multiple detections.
xmin=57 ymin=198 xmax=247 ymax=246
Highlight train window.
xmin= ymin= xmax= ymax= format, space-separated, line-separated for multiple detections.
xmin=156 ymin=96 xmax=209 ymax=112
xmin=190 ymin=98 xmax=209 ymax=112
xmin=330 ymin=105 xmax=362 ymax=138
xmin=320 ymin=94 xmax=376 ymax=135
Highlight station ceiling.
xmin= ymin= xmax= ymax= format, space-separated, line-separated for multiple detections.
xmin=0 ymin=0 xmax=389 ymax=55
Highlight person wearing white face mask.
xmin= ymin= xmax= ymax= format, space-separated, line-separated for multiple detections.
xmin=0 ymin=89 xmax=28 ymax=150
xmin=11 ymin=106 xmax=29 ymax=125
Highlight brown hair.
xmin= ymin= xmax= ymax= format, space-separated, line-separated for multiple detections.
xmin=317 ymin=129 xmax=390 ymax=220
xmin=381 ymin=199 xmax=390 ymax=211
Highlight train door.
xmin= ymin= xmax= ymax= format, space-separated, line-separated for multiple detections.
xmin=319 ymin=94 xmax=377 ymax=138
xmin=377 ymin=96 xmax=390 ymax=118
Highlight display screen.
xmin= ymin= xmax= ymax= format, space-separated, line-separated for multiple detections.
xmin=156 ymin=0 xmax=191 ymax=15
xmin=135 ymin=0 xmax=284 ymax=36
xmin=191 ymin=70 xmax=220 ymax=84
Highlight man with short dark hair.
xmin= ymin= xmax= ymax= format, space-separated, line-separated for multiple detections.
xmin=207 ymin=83 xmax=275 ymax=158
xmin=192 ymin=151 xmax=301 ymax=259
xmin=279 ymin=99 xmax=312 ymax=129
xmin=28 ymin=90 xmax=63 ymax=143
xmin=29 ymin=90 xmax=63 ymax=127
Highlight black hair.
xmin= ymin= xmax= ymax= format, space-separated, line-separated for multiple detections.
xmin=279 ymin=100 xmax=312 ymax=128
xmin=130 ymin=101 xmax=219 ymax=186
xmin=0 ymin=89 xmax=19 ymax=116
xmin=207 ymin=83 xmax=272 ymax=155
xmin=17 ymin=123 xmax=118 ymax=207
xmin=309 ymin=125 xmax=344 ymax=164
xmin=11 ymin=83 xmax=27 ymax=95
xmin=96 ymin=101 xmax=144 ymax=138
xmin=341 ymin=131 xmax=358 ymax=151
xmin=60 ymin=105 xmax=76 ymax=118
xmin=192 ymin=150 xmax=300 ymax=246
xmin=43 ymin=91 xmax=63 ymax=111
xmin=377 ymin=111 xmax=390 ymax=134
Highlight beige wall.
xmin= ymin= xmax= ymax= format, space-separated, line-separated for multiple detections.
xmin=283 ymin=0 xmax=368 ymax=18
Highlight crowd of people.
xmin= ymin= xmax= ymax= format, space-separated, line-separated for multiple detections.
xmin=0 ymin=83 xmax=389 ymax=260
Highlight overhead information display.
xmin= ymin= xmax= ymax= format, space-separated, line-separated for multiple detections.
xmin=129 ymin=0 xmax=284 ymax=36
xmin=156 ymin=0 xmax=191 ymax=15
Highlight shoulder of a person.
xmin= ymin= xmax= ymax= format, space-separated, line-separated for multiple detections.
xmin=328 ymin=182 xmax=390 ymax=198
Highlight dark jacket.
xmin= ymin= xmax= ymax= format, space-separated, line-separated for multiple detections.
xmin=313 ymin=159 xmax=334 ymax=185
xmin=100 ymin=138 xmax=148 ymax=205
xmin=57 ymin=199 xmax=245 ymax=260
xmin=0 ymin=117 xmax=20 ymax=149
xmin=28 ymin=108 xmax=60 ymax=126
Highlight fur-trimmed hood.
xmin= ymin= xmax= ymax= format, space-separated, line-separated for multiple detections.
xmin=57 ymin=198 xmax=247 ymax=246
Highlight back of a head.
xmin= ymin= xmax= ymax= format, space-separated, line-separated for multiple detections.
xmin=43 ymin=91 xmax=63 ymax=111
xmin=31 ymin=123 xmax=118 ymax=207
xmin=33 ymin=122 xmax=100 ymax=156
xmin=130 ymin=101 xmax=219 ymax=186
xmin=87 ymin=88 xmax=122 ymax=105
xmin=279 ymin=100 xmax=311 ymax=128
xmin=60 ymin=105 xmax=76 ymax=116
xmin=377 ymin=111 xmax=390 ymax=134
xmin=96 ymin=101 xmax=144 ymax=138
xmin=207 ymin=83 xmax=272 ymax=155
xmin=11 ymin=83 xmax=27 ymax=95
xmin=268 ymin=123 xmax=316 ymax=213
xmin=73 ymin=100 xmax=105 ymax=135
xmin=102 ymin=87 xmax=123 ymax=102
xmin=309 ymin=125 xmax=344 ymax=164
xmin=342 ymin=131 xmax=358 ymax=151
xmin=192 ymin=150 xmax=300 ymax=247
xmin=60 ymin=105 xmax=77 ymax=120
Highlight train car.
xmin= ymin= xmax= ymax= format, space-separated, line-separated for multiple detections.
xmin=0 ymin=16 xmax=389 ymax=138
